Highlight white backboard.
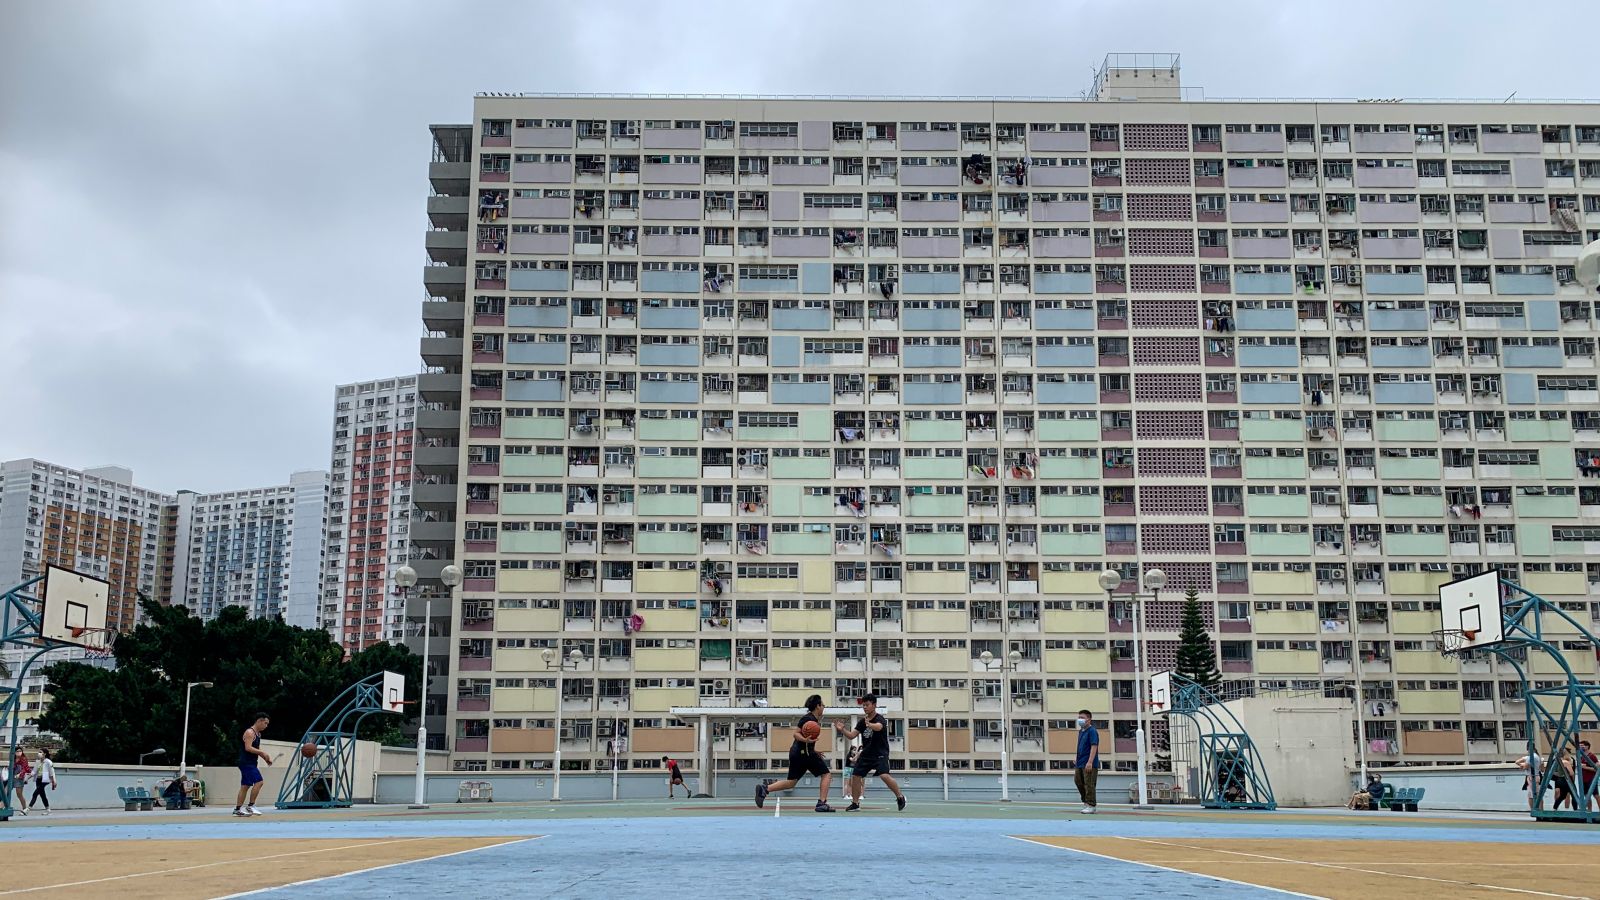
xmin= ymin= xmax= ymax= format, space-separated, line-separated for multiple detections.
xmin=1439 ymin=569 xmax=1506 ymax=650
xmin=381 ymin=670 xmax=407 ymax=714
xmin=1149 ymin=670 xmax=1172 ymax=712
xmin=41 ymin=565 xmax=110 ymax=647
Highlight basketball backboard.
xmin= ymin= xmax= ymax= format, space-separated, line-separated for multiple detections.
xmin=1438 ymin=569 xmax=1506 ymax=651
xmin=40 ymin=565 xmax=109 ymax=647
xmin=381 ymin=670 xmax=407 ymax=714
xmin=1149 ymin=670 xmax=1172 ymax=713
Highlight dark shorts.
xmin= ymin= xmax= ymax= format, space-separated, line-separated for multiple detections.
xmin=786 ymin=750 xmax=830 ymax=781
xmin=669 ymin=771 xmax=685 ymax=784
xmin=239 ymin=765 xmax=263 ymax=787
xmin=851 ymin=754 xmax=891 ymax=778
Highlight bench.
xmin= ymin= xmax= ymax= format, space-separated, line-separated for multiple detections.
xmin=1387 ymin=786 xmax=1425 ymax=812
xmin=117 ymin=786 xmax=155 ymax=812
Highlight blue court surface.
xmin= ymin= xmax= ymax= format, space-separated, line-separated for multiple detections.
xmin=7 ymin=800 xmax=1600 ymax=898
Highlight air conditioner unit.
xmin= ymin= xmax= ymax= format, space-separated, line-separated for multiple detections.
xmin=1347 ymin=269 xmax=1363 ymax=285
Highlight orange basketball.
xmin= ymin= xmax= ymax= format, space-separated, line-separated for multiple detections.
xmin=301 ymin=742 xmax=318 ymax=758
xmin=800 ymin=721 xmax=822 ymax=742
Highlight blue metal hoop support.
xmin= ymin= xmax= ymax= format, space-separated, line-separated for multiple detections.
xmin=1470 ymin=578 xmax=1600 ymax=823
xmin=1160 ymin=672 xmax=1278 ymax=810
xmin=273 ymin=672 xmax=400 ymax=809
xmin=0 ymin=576 xmax=77 ymax=823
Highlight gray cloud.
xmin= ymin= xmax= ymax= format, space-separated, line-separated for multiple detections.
xmin=1 ymin=0 xmax=1593 ymax=492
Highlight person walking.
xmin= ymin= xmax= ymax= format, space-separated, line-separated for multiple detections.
xmin=1518 ymin=750 xmax=1544 ymax=810
xmin=1553 ymin=747 xmax=1578 ymax=811
xmin=754 ymin=694 xmax=836 ymax=813
xmin=10 ymin=748 xmax=31 ymax=814
xmin=233 ymin=713 xmax=273 ymax=817
xmin=1074 ymin=709 xmax=1100 ymax=814
xmin=27 ymin=749 xmax=56 ymax=814
xmin=1578 ymin=741 xmax=1598 ymax=811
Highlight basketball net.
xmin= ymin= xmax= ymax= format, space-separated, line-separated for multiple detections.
xmin=68 ymin=627 xmax=117 ymax=658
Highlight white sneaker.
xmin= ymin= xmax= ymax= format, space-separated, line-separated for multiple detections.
xmin=246 ymin=806 xmax=263 ymax=816
xmin=1081 ymin=806 xmax=1096 ymax=814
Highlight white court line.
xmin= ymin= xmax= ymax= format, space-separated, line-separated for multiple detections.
xmin=1121 ymin=837 xmax=1591 ymax=900
xmin=1005 ymin=836 xmax=1325 ymax=899
xmin=0 ymin=839 xmax=422 ymax=896
xmin=216 ymin=835 xmax=544 ymax=899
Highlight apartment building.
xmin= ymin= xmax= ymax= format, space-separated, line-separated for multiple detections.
xmin=0 ymin=459 xmax=168 ymax=632
xmin=422 ymin=61 xmax=1600 ymax=776
xmin=166 ymin=472 xmax=329 ymax=626
xmin=323 ymin=376 xmax=418 ymax=653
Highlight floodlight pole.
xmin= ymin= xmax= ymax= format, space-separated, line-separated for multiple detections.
xmin=1101 ymin=568 xmax=1166 ymax=810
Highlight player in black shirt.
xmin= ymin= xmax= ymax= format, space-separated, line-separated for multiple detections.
xmin=835 ymin=693 xmax=906 ymax=811
xmin=755 ymin=694 xmax=837 ymax=812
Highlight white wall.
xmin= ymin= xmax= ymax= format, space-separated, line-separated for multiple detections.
xmin=1373 ymin=763 xmax=1529 ymax=812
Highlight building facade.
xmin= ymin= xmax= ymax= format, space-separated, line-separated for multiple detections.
xmin=423 ymin=75 xmax=1600 ymax=776
xmin=0 ymin=460 xmax=168 ymax=632
xmin=323 ymin=376 xmax=419 ymax=653
xmin=167 ymin=472 xmax=329 ymax=626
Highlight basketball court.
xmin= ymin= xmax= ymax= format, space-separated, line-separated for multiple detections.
xmin=5 ymin=799 xmax=1600 ymax=899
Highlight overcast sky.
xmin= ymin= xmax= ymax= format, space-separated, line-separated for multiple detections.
xmin=1 ymin=1 xmax=1594 ymax=493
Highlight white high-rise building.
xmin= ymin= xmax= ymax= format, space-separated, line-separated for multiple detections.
xmin=323 ymin=376 xmax=418 ymax=653
xmin=167 ymin=472 xmax=329 ymax=625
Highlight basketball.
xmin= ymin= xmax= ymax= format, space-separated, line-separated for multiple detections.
xmin=800 ymin=721 xmax=821 ymax=741
xmin=301 ymin=742 xmax=318 ymax=758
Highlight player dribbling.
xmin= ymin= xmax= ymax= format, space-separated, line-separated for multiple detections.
xmin=755 ymin=694 xmax=836 ymax=813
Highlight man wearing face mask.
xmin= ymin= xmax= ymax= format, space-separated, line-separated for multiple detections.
xmin=1073 ymin=709 xmax=1099 ymax=814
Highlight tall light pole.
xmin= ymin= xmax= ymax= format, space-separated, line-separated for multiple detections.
xmin=543 ymin=646 xmax=586 ymax=801
xmin=940 ymin=697 xmax=950 ymax=801
xmin=179 ymin=681 xmax=213 ymax=777
xmin=1099 ymin=566 xmax=1166 ymax=810
xmin=979 ymin=647 xmax=1022 ymax=802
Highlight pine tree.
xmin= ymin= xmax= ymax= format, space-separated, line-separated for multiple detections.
xmin=1174 ymin=587 xmax=1222 ymax=692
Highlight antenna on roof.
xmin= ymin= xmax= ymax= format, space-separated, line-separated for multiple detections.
xmin=1503 ymin=91 xmax=1518 ymax=103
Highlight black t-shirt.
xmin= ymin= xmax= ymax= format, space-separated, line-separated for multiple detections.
xmin=791 ymin=712 xmax=821 ymax=755
xmin=857 ymin=713 xmax=889 ymax=758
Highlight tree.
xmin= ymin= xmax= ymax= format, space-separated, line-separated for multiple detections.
xmin=38 ymin=598 xmax=420 ymax=765
xmin=1174 ymin=588 xmax=1222 ymax=692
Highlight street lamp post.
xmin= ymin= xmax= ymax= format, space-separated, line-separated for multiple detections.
xmin=140 ymin=749 xmax=167 ymax=766
xmin=543 ymin=646 xmax=586 ymax=801
xmin=940 ymin=697 xmax=949 ymax=801
xmin=1099 ymin=567 xmax=1167 ymax=810
xmin=179 ymin=681 xmax=213 ymax=777
xmin=979 ymin=647 xmax=1023 ymax=802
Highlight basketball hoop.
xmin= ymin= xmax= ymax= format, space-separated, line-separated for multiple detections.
xmin=68 ymin=626 xmax=117 ymax=659
xmin=1431 ymin=628 xmax=1474 ymax=657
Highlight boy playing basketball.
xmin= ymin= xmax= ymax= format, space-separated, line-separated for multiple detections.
xmin=835 ymin=694 xmax=906 ymax=811
xmin=662 ymin=756 xmax=687 ymax=798
xmin=233 ymin=713 xmax=273 ymax=817
xmin=755 ymin=694 xmax=836 ymax=812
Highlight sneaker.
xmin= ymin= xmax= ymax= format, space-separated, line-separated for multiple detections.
xmin=246 ymin=806 xmax=263 ymax=816
xmin=814 ymin=803 xmax=836 ymax=813
xmin=40 ymin=809 xmax=48 ymax=816
xmin=845 ymin=802 xmax=860 ymax=812
xmin=15 ymin=808 xmax=24 ymax=816
xmin=755 ymin=783 xmax=768 ymax=809
xmin=233 ymin=808 xmax=249 ymax=817
xmin=1081 ymin=806 xmax=1096 ymax=814
xmin=897 ymin=796 xmax=906 ymax=811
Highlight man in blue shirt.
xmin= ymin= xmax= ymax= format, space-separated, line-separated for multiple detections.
xmin=1074 ymin=709 xmax=1099 ymax=814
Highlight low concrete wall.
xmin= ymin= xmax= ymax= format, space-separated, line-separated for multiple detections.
xmin=6 ymin=740 xmax=448 ymax=810
xmin=1370 ymin=763 xmax=1529 ymax=812
xmin=374 ymin=771 xmax=1143 ymax=805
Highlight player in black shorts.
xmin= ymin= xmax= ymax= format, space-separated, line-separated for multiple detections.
xmin=835 ymin=693 xmax=906 ymax=811
xmin=755 ymin=694 xmax=836 ymax=812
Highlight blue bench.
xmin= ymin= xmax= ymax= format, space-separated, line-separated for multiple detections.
xmin=1387 ymin=786 xmax=1425 ymax=812
xmin=117 ymin=786 xmax=154 ymax=811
